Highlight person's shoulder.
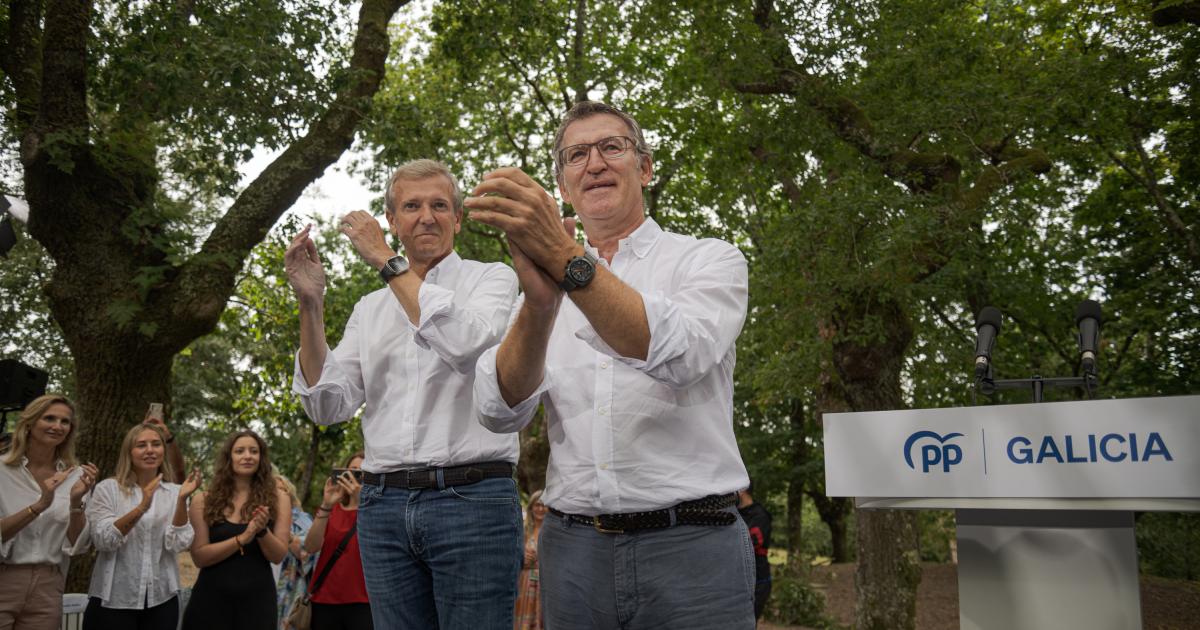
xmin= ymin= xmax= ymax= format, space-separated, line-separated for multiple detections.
xmin=460 ymin=256 xmax=516 ymax=277
xmin=658 ymin=228 xmax=744 ymax=258
xmin=92 ymin=477 xmax=120 ymax=494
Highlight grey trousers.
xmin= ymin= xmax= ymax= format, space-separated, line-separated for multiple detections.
xmin=538 ymin=506 xmax=756 ymax=630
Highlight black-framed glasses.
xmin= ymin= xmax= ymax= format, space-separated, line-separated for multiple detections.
xmin=557 ymin=136 xmax=636 ymax=168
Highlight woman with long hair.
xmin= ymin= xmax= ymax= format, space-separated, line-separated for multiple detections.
xmin=513 ymin=490 xmax=546 ymax=630
xmin=181 ymin=430 xmax=291 ymax=630
xmin=300 ymin=451 xmax=371 ymax=629
xmin=84 ymin=422 xmax=202 ymax=629
xmin=0 ymin=394 xmax=98 ymax=629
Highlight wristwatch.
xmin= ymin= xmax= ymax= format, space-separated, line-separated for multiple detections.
xmin=558 ymin=252 xmax=597 ymax=292
xmin=379 ymin=255 xmax=409 ymax=283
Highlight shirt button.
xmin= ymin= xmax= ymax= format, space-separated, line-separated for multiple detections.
xmin=598 ymin=407 xmax=609 ymax=416
xmin=600 ymin=361 xmax=609 ymax=369
xmin=599 ymin=463 xmax=609 ymax=470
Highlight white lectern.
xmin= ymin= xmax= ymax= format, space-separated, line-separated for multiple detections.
xmin=824 ymin=395 xmax=1200 ymax=630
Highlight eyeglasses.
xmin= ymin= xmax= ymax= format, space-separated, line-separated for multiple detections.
xmin=557 ymin=136 xmax=637 ymax=168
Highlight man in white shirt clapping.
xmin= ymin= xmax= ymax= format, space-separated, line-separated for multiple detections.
xmin=287 ymin=159 xmax=522 ymax=630
xmin=467 ymin=102 xmax=756 ymax=630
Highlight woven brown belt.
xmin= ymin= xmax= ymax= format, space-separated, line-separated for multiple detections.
xmin=548 ymin=493 xmax=739 ymax=534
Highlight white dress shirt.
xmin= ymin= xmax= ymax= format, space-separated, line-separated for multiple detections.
xmin=476 ymin=218 xmax=751 ymax=515
xmin=0 ymin=458 xmax=90 ymax=566
xmin=85 ymin=478 xmax=192 ymax=609
xmin=295 ymin=251 xmax=520 ymax=472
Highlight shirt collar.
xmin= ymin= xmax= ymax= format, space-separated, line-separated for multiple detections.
xmin=583 ymin=217 xmax=662 ymax=260
xmin=424 ymin=250 xmax=461 ymax=284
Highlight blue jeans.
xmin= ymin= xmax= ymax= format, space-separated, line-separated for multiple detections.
xmin=539 ymin=506 xmax=756 ymax=630
xmin=357 ymin=476 xmax=523 ymax=630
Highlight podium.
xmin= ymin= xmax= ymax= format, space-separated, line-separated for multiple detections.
xmin=824 ymin=395 xmax=1200 ymax=630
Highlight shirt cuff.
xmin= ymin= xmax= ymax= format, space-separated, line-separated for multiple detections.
xmin=573 ymin=290 xmax=689 ymax=372
xmin=474 ymin=346 xmax=546 ymax=432
xmin=406 ymin=282 xmax=455 ymax=350
xmin=291 ymin=345 xmax=339 ymax=395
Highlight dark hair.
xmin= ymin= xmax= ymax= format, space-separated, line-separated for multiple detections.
xmin=203 ymin=430 xmax=277 ymax=526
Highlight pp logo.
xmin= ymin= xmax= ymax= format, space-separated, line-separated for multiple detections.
xmin=903 ymin=431 xmax=964 ymax=473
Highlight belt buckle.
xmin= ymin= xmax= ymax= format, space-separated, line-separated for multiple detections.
xmin=593 ymin=515 xmax=624 ymax=534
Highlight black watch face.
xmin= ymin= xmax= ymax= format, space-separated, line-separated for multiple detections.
xmin=566 ymin=258 xmax=595 ymax=284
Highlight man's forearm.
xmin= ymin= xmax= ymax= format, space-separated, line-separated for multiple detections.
xmin=496 ymin=303 xmax=558 ymax=407
xmin=385 ymin=271 xmax=423 ymax=325
xmin=297 ymin=298 xmax=328 ymax=387
xmin=568 ymin=267 xmax=651 ymax=361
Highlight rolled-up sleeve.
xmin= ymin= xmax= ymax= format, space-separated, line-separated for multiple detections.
xmin=474 ymin=344 xmax=547 ymax=434
xmin=164 ymin=522 xmax=194 ymax=553
xmin=406 ymin=265 xmax=518 ymax=374
xmin=575 ymin=241 xmax=748 ymax=389
xmin=86 ymin=481 xmax=128 ymax=553
xmin=293 ymin=301 xmax=367 ymax=425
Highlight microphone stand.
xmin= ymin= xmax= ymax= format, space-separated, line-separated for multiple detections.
xmin=974 ymin=363 xmax=1098 ymax=404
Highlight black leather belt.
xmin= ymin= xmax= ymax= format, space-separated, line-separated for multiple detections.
xmin=361 ymin=461 xmax=513 ymax=490
xmin=549 ymin=493 xmax=739 ymax=534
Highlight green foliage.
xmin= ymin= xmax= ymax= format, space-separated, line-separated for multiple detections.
xmin=767 ymin=571 xmax=841 ymax=629
xmin=0 ymin=223 xmax=73 ymax=394
xmin=1137 ymin=512 xmax=1200 ymax=580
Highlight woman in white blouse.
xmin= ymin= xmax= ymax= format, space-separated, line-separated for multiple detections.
xmin=84 ymin=422 xmax=200 ymax=629
xmin=0 ymin=394 xmax=98 ymax=629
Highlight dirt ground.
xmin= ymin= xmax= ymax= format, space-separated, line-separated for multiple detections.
xmin=183 ymin=555 xmax=1199 ymax=629
xmin=760 ymin=562 xmax=1200 ymax=630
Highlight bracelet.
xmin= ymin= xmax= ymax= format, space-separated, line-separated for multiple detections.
xmin=235 ymin=535 xmax=245 ymax=556
xmin=70 ymin=505 xmax=85 ymax=514
xmin=27 ymin=505 xmax=40 ymax=517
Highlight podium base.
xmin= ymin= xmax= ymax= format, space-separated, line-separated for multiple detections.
xmin=956 ymin=509 xmax=1141 ymax=630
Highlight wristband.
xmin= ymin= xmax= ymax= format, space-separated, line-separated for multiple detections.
xmin=27 ymin=505 xmax=40 ymax=517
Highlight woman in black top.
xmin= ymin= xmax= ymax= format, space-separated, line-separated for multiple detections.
xmin=182 ymin=430 xmax=291 ymax=630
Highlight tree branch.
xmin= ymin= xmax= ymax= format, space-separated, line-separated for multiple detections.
xmin=38 ymin=0 xmax=90 ymax=135
xmin=3 ymin=0 xmax=44 ymax=152
xmin=168 ymin=0 xmax=408 ymax=342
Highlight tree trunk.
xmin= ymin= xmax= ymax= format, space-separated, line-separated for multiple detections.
xmin=297 ymin=423 xmax=322 ymax=508
xmin=823 ymin=293 xmax=921 ymax=630
xmin=808 ymin=491 xmax=852 ymax=563
xmin=785 ymin=399 xmax=806 ymax=574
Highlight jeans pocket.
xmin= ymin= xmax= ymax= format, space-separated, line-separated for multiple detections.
xmin=359 ymin=484 xmax=383 ymax=509
xmin=444 ymin=478 xmax=518 ymax=504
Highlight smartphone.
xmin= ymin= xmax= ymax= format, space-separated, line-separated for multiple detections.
xmin=147 ymin=403 xmax=165 ymax=421
xmin=330 ymin=468 xmax=363 ymax=483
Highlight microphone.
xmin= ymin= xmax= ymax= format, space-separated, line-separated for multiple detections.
xmin=1075 ymin=300 xmax=1102 ymax=375
xmin=974 ymin=306 xmax=1002 ymax=379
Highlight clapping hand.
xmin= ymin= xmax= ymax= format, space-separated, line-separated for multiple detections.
xmin=69 ymin=462 xmax=99 ymax=503
xmin=241 ymin=505 xmax=270 ymax=541
xmin=179 ymin=469 xmax=202 ymax=499
xmin=285 ymin=224 xmax=328 ymax=302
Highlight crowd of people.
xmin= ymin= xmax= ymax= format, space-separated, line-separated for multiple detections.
xmin=1 ymin=100 xmax=775 ymax=630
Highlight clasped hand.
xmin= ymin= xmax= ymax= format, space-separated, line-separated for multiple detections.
xmin=464 ymin=168 xmax=580 ymax=310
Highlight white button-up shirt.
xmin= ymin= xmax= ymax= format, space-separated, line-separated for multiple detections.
xmin=476 ymin=218 xmax=751 ymax=515
xmin=295 ymin=251 xmax=520 ymax=473
xmin=0 ymin=458 xmax=90 ymax=566
xmin=85 ymin=478 xmax=193 ymax=609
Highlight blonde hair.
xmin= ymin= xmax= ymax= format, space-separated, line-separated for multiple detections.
xmin=524 ymin=489 xmax=545 ymax=536
xmin=383 ymin=159 xmax=463 ymax=216
xmin=276 ymin=472 xmax=300 ymax=507
xmin=112 ymin=423 xmax=175 ymax=495
xmin=2 ymin=394 xmax=78 ymax=467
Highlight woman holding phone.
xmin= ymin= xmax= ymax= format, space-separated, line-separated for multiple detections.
xmin=84 ymin=422 xmax=201 ymax=629
xmin=0 ymin=394 xmax=97 ymax=629
xmin=301 ymin=452 xmax=371 ymax=629
xmin=181 ymin=430 xmax=290 ymax=630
